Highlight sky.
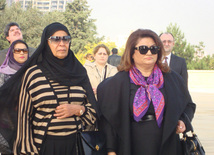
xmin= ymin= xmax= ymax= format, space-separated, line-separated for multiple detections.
xmin=87 ymin=0 xmax=214 ymax=55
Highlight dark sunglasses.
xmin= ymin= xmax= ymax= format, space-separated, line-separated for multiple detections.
xmin=48 ymin=36 xmax=71 ymax=44
xmin=13 ymin=48 xmax=29 ymax=54
xmin=135 ymin=45 xmax=160 ymax=55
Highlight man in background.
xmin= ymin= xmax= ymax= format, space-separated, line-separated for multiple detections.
xmin=160 ymin=32 xmax=188 ymax=87
xmin=107 ymin=48 xmax=121 ymax=67
xmin=0 ymin=22 xmax=35 ymax=65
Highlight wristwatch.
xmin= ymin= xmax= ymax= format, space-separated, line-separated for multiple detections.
xmin=79 ymin=109 xmax=84 ymax=116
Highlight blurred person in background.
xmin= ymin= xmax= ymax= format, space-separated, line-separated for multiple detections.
xmin=0 ymin=22 xmax=35 ymax=65
xmin=0 ymin=40 xmax=29 ymax=87
xmin=84 ymin=44 xmax=118 ymax=97
xmin=108 ymin=48 xmax=121 ymax=67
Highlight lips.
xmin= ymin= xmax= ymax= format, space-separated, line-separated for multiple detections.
xmin=14 ymin=32 xmax=21 ymax=36
xmin=145 ymin=57 xmax=153 ymax=60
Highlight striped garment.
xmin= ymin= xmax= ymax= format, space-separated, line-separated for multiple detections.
xmin=13 ymin=65 xmax=96 ymax=155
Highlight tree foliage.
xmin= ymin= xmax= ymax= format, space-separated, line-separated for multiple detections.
xmin=0 ymin=3 xmax=46 ymax=49
xmin=165 ymin=23 xmax=195 ymax=65
xmin=76 ymin=40 xmax=117 ymax=64
xmin=0 ymin=3 xmax=213 ymax=69
xmin=0 ymin=0 xmax=102 ymax=54
xmin=0 ymin=0 xmax=6 ymax=10
xmin=63 ymin=0 xmax=103 ymax=53
xmin=164 ymin=23 xmax=214 ymax=70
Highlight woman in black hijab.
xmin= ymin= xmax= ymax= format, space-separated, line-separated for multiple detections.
xmin=0 ymin=22 xmax=98 ymax=155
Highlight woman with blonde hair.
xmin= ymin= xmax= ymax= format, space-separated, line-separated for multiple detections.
xmin=84 ymin=44 xmax=118 ymax=97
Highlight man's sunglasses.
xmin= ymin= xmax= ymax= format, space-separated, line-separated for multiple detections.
xmin=13 ymin=48 xmax=29 ymax=54
xmin=48 ymin=36 xmax=71 ymax=44
xmin=135 ymin=45 xmax=160 ymax=55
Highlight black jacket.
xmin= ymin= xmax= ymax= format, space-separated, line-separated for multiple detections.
xmin=107 ymin=54 xmax=121 ymax=67
xmin=170 ymin=54 xmax=188 ymax=87
xmin=97 ymin=70 xmax=196 ymax=155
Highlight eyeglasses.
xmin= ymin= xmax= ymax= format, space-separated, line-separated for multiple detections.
xmin=48 ymin=36 xmax=71 ymax=44
xmin=13 ymin=48 xmax=29 ymax=54
xmin=135 ymin=45 xmax=160 ymax=55
xmin=162 ymin=40 xmax=173 ymax=44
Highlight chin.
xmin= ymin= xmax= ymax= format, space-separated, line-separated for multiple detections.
xmin=58 ymin=53 xmax=68 ymax=59
xmin=57 ymin=55 xmax=67 ymax=59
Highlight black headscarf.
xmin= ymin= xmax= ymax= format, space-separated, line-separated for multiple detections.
xmin=0 ymin=22 xmax=100 ymax=131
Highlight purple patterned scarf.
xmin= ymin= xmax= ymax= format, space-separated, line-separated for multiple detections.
xmin=129 ymin=64 xmax=165 ymax=127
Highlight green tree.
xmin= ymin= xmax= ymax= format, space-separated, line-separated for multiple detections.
xmin=189 ymin=54 xmax=214 ymax=70
xmin=0 ymin=0 xmax=6 ymax=10
xmin=194 ymin=41 xmax=205 ymax=59
xmin=76 ymin=40 xmax=117 ymax=64
xmin=63 ymin=0 xmax=103 ymax=54
xmin=0 ymin=0 xmax=102 ymax=54
xmin=0 ymin=3 xmax=45 ymax=49
xmin=165 ymin=23 xmax=195 ymax=66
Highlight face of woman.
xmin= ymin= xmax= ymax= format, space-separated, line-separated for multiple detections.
xmin=132 ymin=37 xmax=158 ymax=69
xmin=48 ymin=30 xmax=70 ymax=59
xmin=94 ymin=47 xmax=108 ymax=65
xmin=13 ymin=43 xmax=28 ymax=64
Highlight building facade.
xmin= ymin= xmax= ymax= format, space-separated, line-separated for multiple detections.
xmin=7 ymin=0 xmax=72 ymax=12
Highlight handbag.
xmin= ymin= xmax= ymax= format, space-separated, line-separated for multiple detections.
xmin=0 ymin=131 xmax=13 ymax=154
xmin=76 ymin=122 xmax=106 ymax=155
xmin=180 ymin=114 xmax=205 ymax=155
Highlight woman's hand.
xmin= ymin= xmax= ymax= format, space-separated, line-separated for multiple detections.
xmin=176 ymin=120 xmax=186 ymax=134
xmin=54 ymin=104 xmax=85 ymax=119
xmin=108 ymin=152 xmax=117 ymax=155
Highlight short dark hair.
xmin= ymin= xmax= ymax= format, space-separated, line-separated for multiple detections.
xmin=112 ymin=48 xmax=118 ymax=54
xmin=4 ymin=22 xmax=21 ymax=37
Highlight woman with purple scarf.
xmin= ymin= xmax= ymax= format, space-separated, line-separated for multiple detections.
xmin=0 ymin=40 xmax=29 ymax=87
xmin=97 ymin=29 xmax=196 ymax=155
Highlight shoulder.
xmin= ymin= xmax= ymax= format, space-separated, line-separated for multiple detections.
xmin=99 ymin=71 xmax=128 ymax=88
xmin=107 ymin=63 xmax=117 ymax=70
xmin=116 ymin=54 xmax=121 ymax=58
xmin=171 ymin=54 xmax=186 ymax=62
xmin=24 ymin=65 xmax=42 ymax=79
xmin=0 ymin=73 xmax=5 ymax=85
xmin=0 ymin=74 xmax=4 ymax=86
xmin=0 ymin=48 xmax=9 ymax=53
xmin=84 ymin=62 xmax=95 ymax=68
xmin=0 ymin=72 xmax=4 ymax=77
xmin=163 ymin=70 xmax=185 ymax=85
xmin=22 ymin=65 xmax=46 ymax=88
xmin=108 ymin=55 xmax=113 ymax=58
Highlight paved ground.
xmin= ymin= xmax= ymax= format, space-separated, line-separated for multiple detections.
xmin=190 ymin=91 xmax=214 ymax=155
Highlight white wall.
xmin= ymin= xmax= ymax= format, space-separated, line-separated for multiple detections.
xmin=188 ymin=70 xmax=214 ymax=93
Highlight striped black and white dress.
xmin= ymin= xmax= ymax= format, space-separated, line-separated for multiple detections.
xmin=13 ymin=65 xmax=96 ymax=155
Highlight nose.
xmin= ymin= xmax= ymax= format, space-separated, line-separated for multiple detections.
xmin=59 ymin=39 xmax=66 ymax=45
xmin=147 ymin=50 xmax=153 ymax=55
xmin=19 ymin=50 xmax=25 ymax=54
xmin=165 ymin=42 xmax=169 ymax=45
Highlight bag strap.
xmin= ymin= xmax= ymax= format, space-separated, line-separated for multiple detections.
xmin=103 ymin=65 xmax=107 ymax=80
